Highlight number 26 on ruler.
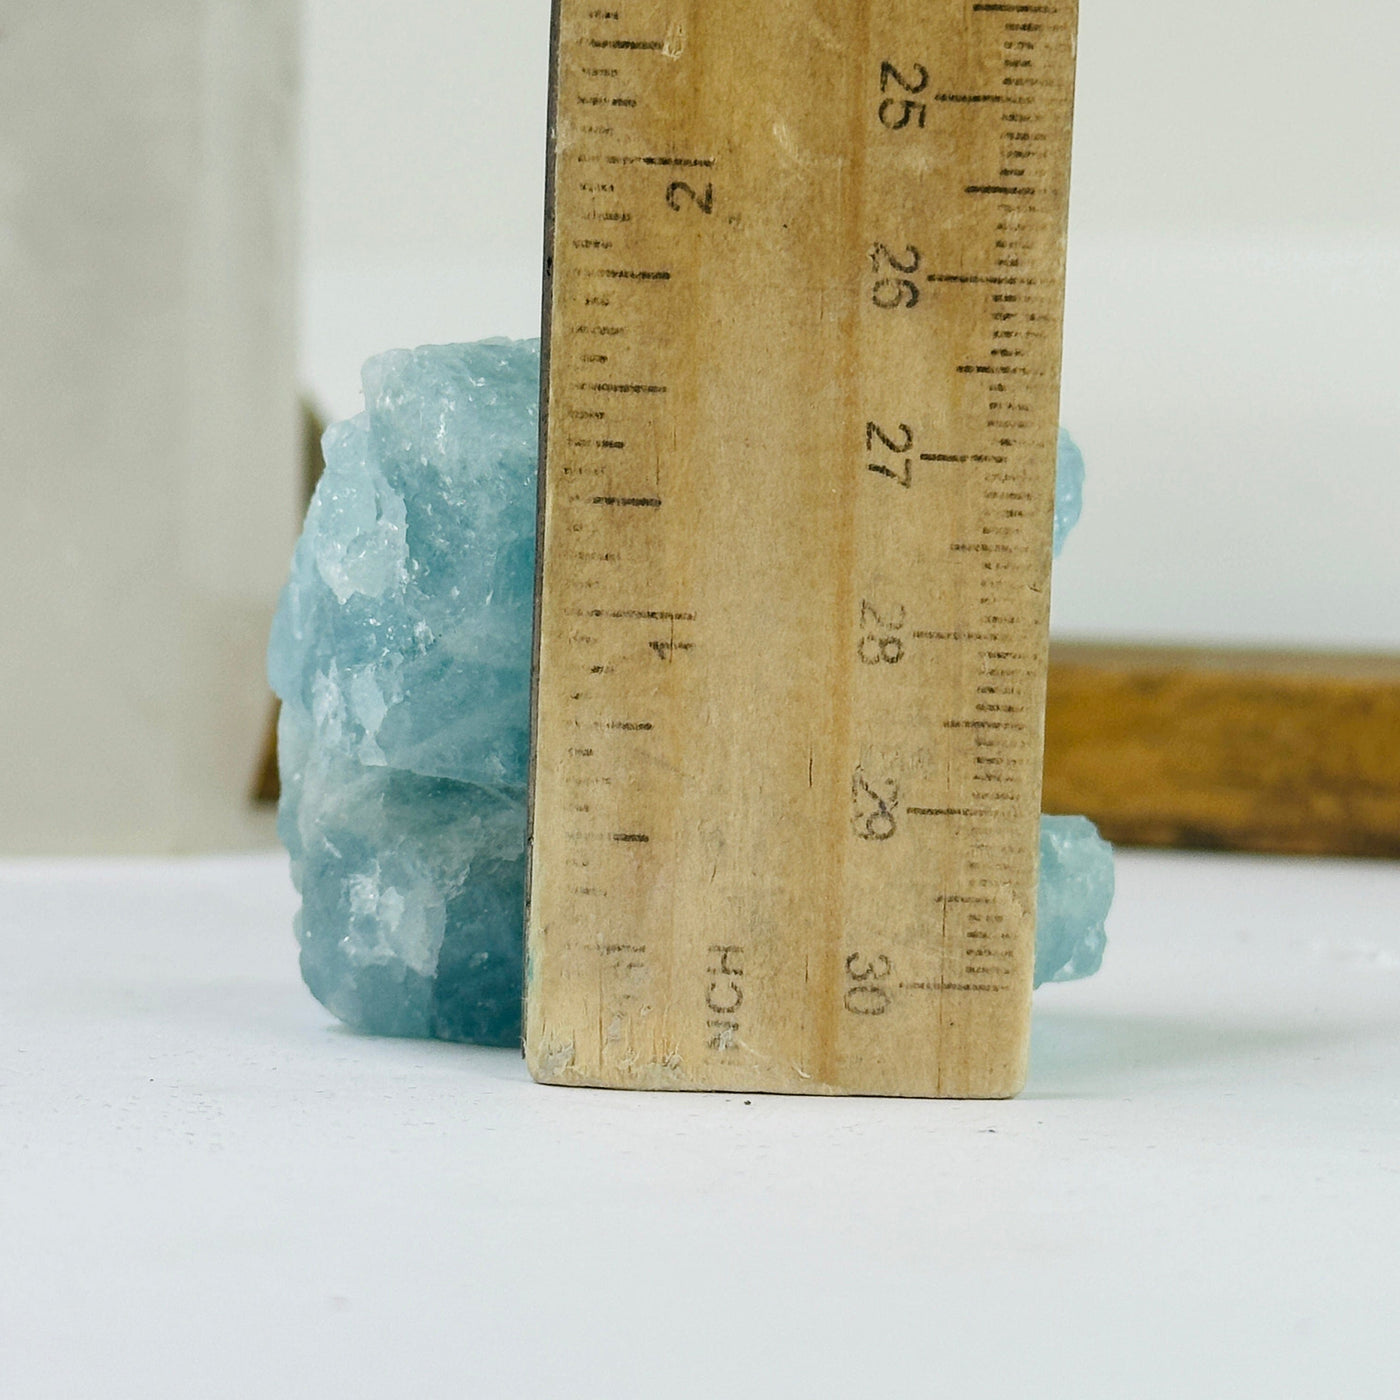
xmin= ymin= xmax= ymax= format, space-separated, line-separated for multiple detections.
xmin=870 ymin=243 xmax=921 ymax=310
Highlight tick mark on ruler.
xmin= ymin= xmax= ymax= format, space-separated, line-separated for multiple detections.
xmin=912 ymin=630 xmax=996 ymax=641
xmin=900 ymin=980 xmax=1007 ymax=994
xmin=927 ymin=273 xmax=1034 ymax=285
xmin=603 ymin=155 xmax=716 ymax=169
xmin=919 ymin=452 xmax=1008 ymax=463
xmin=572 ymin=608 xmax=695 ymax=620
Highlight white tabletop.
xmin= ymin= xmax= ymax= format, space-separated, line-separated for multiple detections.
xmin=2 ymin=846 xmax=1397 ymax=1398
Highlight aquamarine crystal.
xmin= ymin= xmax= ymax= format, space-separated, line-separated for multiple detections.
xmin=269 ymin=341 xmax=540 ymax=1044
xmin=1053 ymin=427 xmax=1084 ymax=557
xmin=1034 ymin=815 xmax=1113 ymax=984
xmin=270 ymin=341 xmax=1111 ymax=1043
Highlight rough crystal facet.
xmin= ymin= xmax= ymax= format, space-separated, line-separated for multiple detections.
xmin=1054 ymin=427 xmax=1084 ymax=557
xmin=1034 ymin=815 xmax=1114 ymax=985
xmin=270 ymin=341 xmax=1112 ymax=1043
xmin=269 ymin=341 xmax=539 ymax=1043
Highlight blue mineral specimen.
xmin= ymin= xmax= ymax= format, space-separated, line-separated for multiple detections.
xmin=269 ymin=341 xmax=539 ymax=1044
xmin=1034 ymin=815 xmax=1114 ymax=985
xmin=1053 ymin=427 xmax=1085 ymax=557
xmin=269 ymin=341 xmax=1112 ymax=1043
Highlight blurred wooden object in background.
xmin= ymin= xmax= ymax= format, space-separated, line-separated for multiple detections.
xmin=1044 ymin=643 xmax=1400 ymax=858
xmin=252 ymin=400 xmax=327 ymax=806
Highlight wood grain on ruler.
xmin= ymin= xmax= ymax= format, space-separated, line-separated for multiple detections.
xmin=526 ymin=0 xmax=1079 ymax=1097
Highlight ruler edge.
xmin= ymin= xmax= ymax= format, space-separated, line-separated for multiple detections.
xmin=523 ymin=0 xmax=1076 ymax=1097
xmin=523 ymin=0 xmax=565 ymax=1046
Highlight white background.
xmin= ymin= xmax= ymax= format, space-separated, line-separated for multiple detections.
xmin=4 ymin=847 xmax=1398 ymax=1398
xmin=301 ymin=0 xmax=1400 ymax=650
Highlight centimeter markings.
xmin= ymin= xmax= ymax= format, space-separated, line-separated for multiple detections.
xmin=526 ymin=0 xmax=1078 ymax=1097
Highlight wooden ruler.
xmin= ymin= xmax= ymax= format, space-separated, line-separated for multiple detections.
xmin=525 ymin=0 xmax=1078 ymax=1097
